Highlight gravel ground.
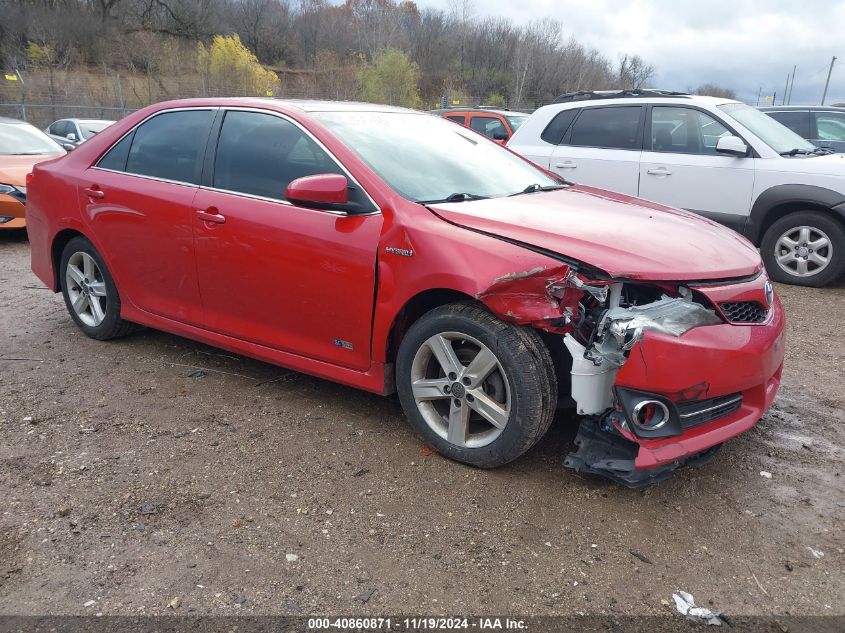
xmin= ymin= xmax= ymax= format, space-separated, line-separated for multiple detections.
xmin=0 ymin=229 xmax=843 ymax=618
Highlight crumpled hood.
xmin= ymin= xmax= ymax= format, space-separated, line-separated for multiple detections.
xmin=0 ymin=154 xmax=63 ymax=186
xmin=427 ymin=185 xmax=763 ymax=281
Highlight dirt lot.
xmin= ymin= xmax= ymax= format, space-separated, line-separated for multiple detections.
xmin=0 ymin=229 xmax=843 ymax=619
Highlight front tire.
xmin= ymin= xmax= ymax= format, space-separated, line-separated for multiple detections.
xmin=396 ymin=302 xmax=557 ymax=468
xmin=761 ymin=211 xmax=845 ymax=287
xmin=60 ymin=236 xmax=135 ymax=340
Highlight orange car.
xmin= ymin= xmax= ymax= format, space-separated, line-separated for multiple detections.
xmin=0 ymin=117 xmax=65 ymax=230
xmin=432 ymin=107 xmax=529 ymax=144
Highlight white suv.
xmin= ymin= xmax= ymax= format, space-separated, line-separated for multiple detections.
xmin=508 ymin=90 xmax=845 ymax=286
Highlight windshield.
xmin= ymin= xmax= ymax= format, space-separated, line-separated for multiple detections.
xmin=719 ymin=103 xmax=816 ymax=154
xmin=0 ymin=122 xmax=64 ymax=155
xmin=313 ymin=111 xmax=557 ymax=202
xmin=79 ymin=121 xmax=112 ymax=139
xmin=505 ymin=115 xmax=528 ymax=131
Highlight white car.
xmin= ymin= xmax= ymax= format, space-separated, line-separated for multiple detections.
xmin=508 ymin=90 xmax=845 ymax=287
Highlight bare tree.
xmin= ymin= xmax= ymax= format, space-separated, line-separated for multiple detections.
xmin=617 ymin=53 xmax=655 ymax=89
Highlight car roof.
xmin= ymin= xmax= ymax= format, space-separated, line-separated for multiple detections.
xmin=0 ymin=116 xmax=27 ymax=125
xmin=759 ymin=105 xmax=845 ymax=112
xmin=545 ymin=94 xmax=741 ymax=110
xmin=75 ymin=119 xmax=116 ymax=124
xmin=432 ymin=108 xmax=528 ymax=116
xmin=259 ymin=98 xmax=416 ymax=114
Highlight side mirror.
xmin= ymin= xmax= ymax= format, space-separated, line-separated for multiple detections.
xmin=285 ymin=173 xmax=349 ymax=209
xmin=62 ymin=143 xmax=75 ymax=151
xmin=66 ymin=132 xmax=77 ymax=142
xmin=492 ymin=131 xmax=509 ymax=141
xmin=715 ymin=135 xmax=748 ymax=157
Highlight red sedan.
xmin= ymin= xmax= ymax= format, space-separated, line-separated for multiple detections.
xmin=26 ymin=99 xmax=785 ymax=486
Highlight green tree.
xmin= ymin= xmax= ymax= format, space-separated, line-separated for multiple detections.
xmin=358 ymin=48 xmax=420 ymax=108
xmin=198 ymin=34 xmax=280 ymax=97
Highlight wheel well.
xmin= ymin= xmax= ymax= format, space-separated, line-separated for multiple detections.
xmin=385 ymin=289 xmax=473 ymax=365
xmin=51 ymin=229 xmax=84 ymax=291
xmin=384 ymin=289 xmax=571 ymax=403
xmin=758 ymin=201 xmax=842 ymax=245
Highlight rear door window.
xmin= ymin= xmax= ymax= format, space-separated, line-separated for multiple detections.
xmin=567 ymin=106 xmax=642 ymax=150
xmin=124 ymin=110 xmax=213 ymax=184
xmin=446 ymin=115 xmax=466 ymax=125
xmin=767 ymin=111 xmax=811 ymax=139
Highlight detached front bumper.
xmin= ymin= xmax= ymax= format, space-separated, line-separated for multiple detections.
xmin=566 ymin=292 xmax=785 ymax=486
xmin=0 ymin=192 xmax=26 ymax=229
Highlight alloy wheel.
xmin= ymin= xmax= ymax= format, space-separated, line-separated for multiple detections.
xmin=410 ymin=332 xmax=511 ymax=448
xmin=65 ymin=251 xmax=108 ymax=327
xmin=774 ymin=225 xmax=832 ymax=278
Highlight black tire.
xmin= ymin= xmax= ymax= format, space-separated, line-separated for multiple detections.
xmin=760 ymin=210 xmax=845 ymax=287
xmin=59 ymin=236 xmax=135 ymax=340
xmin=396 ymin=302 xmax=557 ymax=468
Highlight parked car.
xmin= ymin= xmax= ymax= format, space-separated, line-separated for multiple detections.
xmin=45 ymin=118 xmax=115 ymax=149
xmin=0 ymin=117 xmax=65 ymax=230
xmin=760 ymin=105 xmax=845 ymax=153
xmin=432 ymin=107 xmax=528 ymax=143
xmin=508 ymin=89 xmax=845 ymax=287
xmin=27 ymin=98 xmax=785 ymax=487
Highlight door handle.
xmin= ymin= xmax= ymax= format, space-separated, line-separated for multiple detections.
xmin=84 ymin=187 xmax=105 ymax=199
xmin=555 ymin=161 xmax=577 ymax=169
xmin=196 ymin=209 xmax=226 ymax=224
xmin=647 ymin=167 xmax=672 ymax=176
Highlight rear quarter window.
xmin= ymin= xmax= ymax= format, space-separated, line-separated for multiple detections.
xmin=540 ymin=109 xmax=578 ymax=144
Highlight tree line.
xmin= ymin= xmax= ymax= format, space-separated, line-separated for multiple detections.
xmin=0 ymin=0 xmax=732 ymax=109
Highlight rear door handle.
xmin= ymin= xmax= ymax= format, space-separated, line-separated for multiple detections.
xmin=555 ymin=161 xmax=577 ymax=169
xmin=196 ymin=209 xmax=226 ymax=224
xmin=84 ymin=187 xmax=105 ymax=199
xmin=647 ymin=167 xmax=672 ymax=176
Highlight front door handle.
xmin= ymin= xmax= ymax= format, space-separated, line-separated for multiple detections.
xmin=84 ymin=186 xmax=105 ymax=199
xmin=196 ymin=209 xmax=226 ymax=224
xmin=647 ymin=167 xmax=672 ymax=176
xmin=555 ymin=161 xmax=577 ymax=169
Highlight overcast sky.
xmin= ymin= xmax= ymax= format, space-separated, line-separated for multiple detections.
xmin=421 ymin=0 xmax=845 ymax=105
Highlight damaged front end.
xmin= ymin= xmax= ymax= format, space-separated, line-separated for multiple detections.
xmin=479 ymin=267 xmax=728 ymax=487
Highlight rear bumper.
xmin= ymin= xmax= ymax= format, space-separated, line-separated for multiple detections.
xmin=614 ymin=294 xmax=785 ymax=470
xmin=0 ymin=195 xmax=25 ymax=229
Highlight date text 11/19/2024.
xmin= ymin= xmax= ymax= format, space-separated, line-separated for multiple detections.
xmin=308 ymin=617 xmax=528 ymax=630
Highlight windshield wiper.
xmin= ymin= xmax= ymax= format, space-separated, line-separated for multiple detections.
xmin=419 ymin=192 xmax=490 ymax=204
xmin=780 ymin=147 xmax=835 ymax=157
xmin=509 ymin=183 xmax=569 ymax=196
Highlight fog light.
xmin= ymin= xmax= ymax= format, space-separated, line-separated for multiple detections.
xmin=631 ymin=399 xmax=670 ymax=431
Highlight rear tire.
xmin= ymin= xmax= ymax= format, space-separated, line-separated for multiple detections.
xmin=60 ymin=236 xmax=135 ymax=340
xmin=396 ymin=302 xmax=557 ymax=468
xmin=761 ymin=210 xmax=845 ymax=287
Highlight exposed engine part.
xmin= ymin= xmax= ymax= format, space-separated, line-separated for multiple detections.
xmin=593 ymin=294 xmax=723 ymax=365
xmin=564 ymin=282 xmax=722 ymax=413
xmin=563 ymin=334 xmax=620 ymax=415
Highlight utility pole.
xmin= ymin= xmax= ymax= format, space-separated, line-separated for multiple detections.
xmin=756 ymin=85 xmax=762 ymax=106
xmin=783 ymin=73 xmax=790 ymax=105
xmin=821 ymin=56 xmax=837 ymax=105
xmin=14 ymin=69 xmax=26 ymax=122
xmin=788 ymin=65 xmax=797 ymax=104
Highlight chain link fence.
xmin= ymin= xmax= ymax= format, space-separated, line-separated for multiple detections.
xmin=1 ymin=68 xmax=554 ymax=129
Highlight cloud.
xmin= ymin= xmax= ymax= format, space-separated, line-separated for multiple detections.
xmin=420 ymin=0 xmax=845 ymax=104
